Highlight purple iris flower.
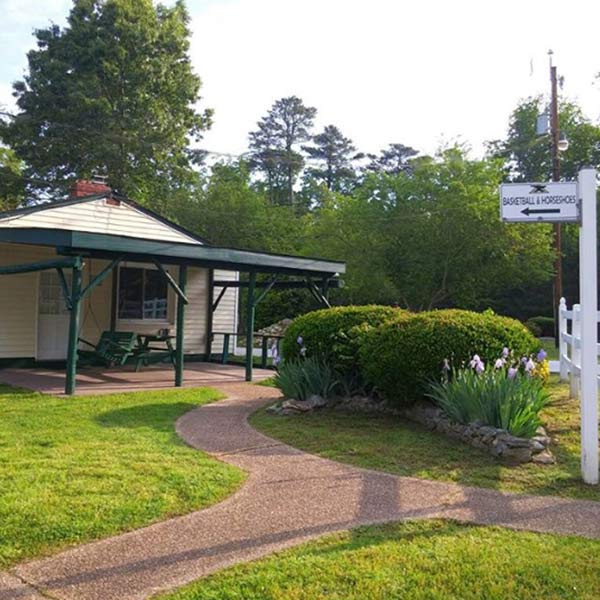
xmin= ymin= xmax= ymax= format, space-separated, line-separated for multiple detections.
xmin=507 ymin=367 xmax=518 ymax=379
xmin=537 ymin=349 xmax=547 ymax=362
xmin=502 ymin=347 xmax=510 ymax=358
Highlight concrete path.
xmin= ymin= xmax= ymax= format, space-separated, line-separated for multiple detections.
xmin=3 ymin=383 xmax=600 ymax=600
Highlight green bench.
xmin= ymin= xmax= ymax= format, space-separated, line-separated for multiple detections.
xmin=78 ymin=331 xmax=138 ymax=367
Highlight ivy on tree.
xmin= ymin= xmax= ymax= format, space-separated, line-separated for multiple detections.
xmin=0 ymin=0 xmax=211 ymax=207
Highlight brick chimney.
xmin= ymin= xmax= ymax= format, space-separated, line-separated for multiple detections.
xmin=69 ymin=179 xmax=111 ymax=199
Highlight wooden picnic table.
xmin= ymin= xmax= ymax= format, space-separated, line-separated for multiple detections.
xmin=134 ymin=333 xmax=176 ymax=371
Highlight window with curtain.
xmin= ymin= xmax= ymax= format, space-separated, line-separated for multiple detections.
xmin=118 ymin=267 xmax=168 ymax=320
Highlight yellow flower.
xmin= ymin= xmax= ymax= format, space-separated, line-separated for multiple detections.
xmin=533 ymin=359 xmax=550 ymax=384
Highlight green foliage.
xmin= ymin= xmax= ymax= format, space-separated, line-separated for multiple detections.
xmin=360 ymin=309 xmax=539 ymax=406
xmin=0 ymin=147 xmax=25 ymax=210
xmin=160 ymin=520 xmax=600 ymax=600
xmin=282 ymin=305 xmax=402 ymax=369
xmin=524 ymin=319 xmax=542 ymax=337
xmin=366 ymin=142 xmax=418 ymax=174
xmin=274 ymin=357 xmax=338 ymax=401
xmin=302 ymin=124 xmax=357 ymax=194
xmin=488 ymin=96 xmax=600 ymax=182
xmin=305 ymin=148 xmax=555 ymax=310
xmin=1 ymin=0 xmax=210 ymax=205
xmin=526 ymin=316 xmax=555 ymax=337
xmin=428 ymin=368 xmax=550 ymax=437
xmin=248 ymin=96 xmax=317 ymax=206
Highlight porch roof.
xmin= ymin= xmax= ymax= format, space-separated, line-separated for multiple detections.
xmin=0 ymin=227 xmax=345 ymax=277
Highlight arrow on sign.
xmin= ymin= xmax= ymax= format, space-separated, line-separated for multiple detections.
xmin=521 ymin=207 xmax=561 ymax=216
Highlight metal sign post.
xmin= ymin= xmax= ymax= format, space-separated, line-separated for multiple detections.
xmin=500 ymin=168 xmax=598 ymax=484
xmin=578 ymin=167 xmax=598 ymax=485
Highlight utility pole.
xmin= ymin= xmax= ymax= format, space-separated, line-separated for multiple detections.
xmin=549 ymin=51 xmax=563 ymax=345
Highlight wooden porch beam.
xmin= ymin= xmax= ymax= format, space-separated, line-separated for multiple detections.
xmin=0 ymin=256 xmax=82 ymax=276
xmin=79 ymin=258 xmax=122 ymax=301
xmin=65 ymin=263 xmax=83 ymax=395
xmin=175 ymin=265 xmax=188 ymax=387
xmin=152 ymin=260 xmax=189 ymax=305
xmin=212 ymin=278 xmax=344 ymax=290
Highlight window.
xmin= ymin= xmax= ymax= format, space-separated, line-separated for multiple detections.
xmin=118 ymin=267 xmax=168 ymax=320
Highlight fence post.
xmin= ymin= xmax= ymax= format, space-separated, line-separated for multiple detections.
xmin=571 ymin=304 xmax=581 ymax=399
xmin=559 ymin=297 xmax=568 ymax=381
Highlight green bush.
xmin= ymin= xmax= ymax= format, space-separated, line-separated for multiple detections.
xmin=282 ymin=305 xmax=404 ymax=374
xmin=360 ymin=309 xmax=539 ymax=406
xmin=274 ymin=357 xmax=339 ymax=401
xmin=526 ymin=316 xmax=555 ymax=337
xmin=524 ymin=319 xmax=542 ymax=337
xmin=427 ymin=366 xmax=549 ymax=438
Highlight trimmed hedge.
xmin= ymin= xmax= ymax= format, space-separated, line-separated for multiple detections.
xmin=282 ymin=305 xmax=405 ymax=374
xmin=525 ymin=316 xmax=555 ymax=338
xmin=360 ymin=309 xmax=539 ymax=407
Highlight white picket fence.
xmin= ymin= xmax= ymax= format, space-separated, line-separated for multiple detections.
xmin=558 ymin=297 xmax=600 ymax=398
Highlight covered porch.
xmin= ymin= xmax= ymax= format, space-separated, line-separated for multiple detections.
xmin=0 ymin=362 xmax=273 ymax=397
xmin=0 ymin=194 xmax=345 ymax=395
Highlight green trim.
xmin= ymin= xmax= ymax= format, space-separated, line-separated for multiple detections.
xmin=0 ymin=256 xmax=81 ymax=275
xmin=175 ymin=265 xmax=187 ymax=387
xmin=205 ymin=269 xmax=214 ymax=360
xmin=152 ymin=260 xmax=189 ymax=304
xmin=65 ymin=263 xmax=83 ymax=395
xmin=212 ymin=278 xmax=344 ymax=289
xmin=0 ymin=228 xmax=345 ymax=276
xmin=79 ymin=258 xmax=122 ymax=301
xmin=245 ymin=272 xmax=256 ymax=382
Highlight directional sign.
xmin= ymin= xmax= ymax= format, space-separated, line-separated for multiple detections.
xmin=499 ymin=181 xmax=579 ymax=223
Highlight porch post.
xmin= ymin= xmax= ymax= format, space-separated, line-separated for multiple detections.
xmin=205 ymin=268 xmax=214 ymax=361
xmin=245 ymin=272 xmax=256 ymax=382
xmin=175 ymin=265 xmax=188 ymax=387
xmin=65 ymin=262 xmax=83 ymax=395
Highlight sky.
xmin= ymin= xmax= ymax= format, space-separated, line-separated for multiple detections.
xmin=1 ymin=0 xmax=600 ymax=159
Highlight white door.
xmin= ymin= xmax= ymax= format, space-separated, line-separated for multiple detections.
xmin=37 ymin=271 xmax=71 ymax=360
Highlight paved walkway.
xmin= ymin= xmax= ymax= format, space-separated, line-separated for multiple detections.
xmin=3 ymin=383 xmax=600 ymax=600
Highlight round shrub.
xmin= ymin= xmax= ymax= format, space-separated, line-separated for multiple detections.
xmin=526 ymin=316 xmax=555 ymax=338
xmin=282 ymin=305 xmax=405 ymax=374
xmin=360 ymin=309 xmax=540 ymax=407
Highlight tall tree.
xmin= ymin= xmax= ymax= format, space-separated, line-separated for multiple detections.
xmin=0 ymin=0 xmax=211 ymax=207
xmin=367 ymin=143 xmax=419 ymax=175
xmin=0 ymin=147 xmax=25 ymax=211
xmin=487 ymin=96 xmax=600 ymax=182
xmin=302 ymin=124 xmax=357 ymax=192
xmin=248 ymin=96 xmax=316 ymax=205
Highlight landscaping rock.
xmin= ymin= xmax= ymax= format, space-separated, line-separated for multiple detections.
xmin=532 ymin=450 xmax=556 ymax=464
xmin=502 ymin=446 xmax=533 ymax=463
xmin=396 ymin=400 xmax=554 ymax=465
xmin=257 ymin=318 xmax=293 ymax=338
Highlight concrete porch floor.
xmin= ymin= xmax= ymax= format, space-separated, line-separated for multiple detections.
xmin=0 ymin=362 xmax=273 ymax=396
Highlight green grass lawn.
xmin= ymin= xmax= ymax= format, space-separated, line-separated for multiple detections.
xmin=0 ymin=385 xmax=244 ymax=568
xmin=251 ymin=377 xmax=599 ymax=501
xmin=158 ymin=519 xmax=600 ymax=600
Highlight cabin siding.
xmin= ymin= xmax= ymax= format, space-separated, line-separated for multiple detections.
xmin=0 ymin=199 xmax=200 ymax=244
xmin=212 ymin=270 xmax=239 ymax=354
xmin=0 ymin=244 xmax=234 ymax=360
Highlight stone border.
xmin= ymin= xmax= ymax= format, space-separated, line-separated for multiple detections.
xmin=269 ymin=395 xmax=555 ymax=465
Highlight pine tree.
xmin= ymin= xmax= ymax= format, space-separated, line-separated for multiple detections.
xmin=248 ymin=96 xmax=316 ymax=205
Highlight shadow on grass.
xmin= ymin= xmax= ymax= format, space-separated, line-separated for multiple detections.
xmin=95 ymin=403 xmax=200 ymax=432
xmin=250 ymin=385 xmax=599 ymax=502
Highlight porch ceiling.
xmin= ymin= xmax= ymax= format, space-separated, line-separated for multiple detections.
xmin=0 ymin=227 xmax=345 ymax=277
